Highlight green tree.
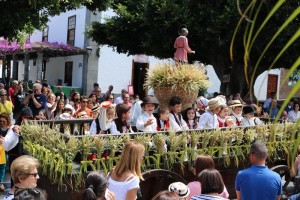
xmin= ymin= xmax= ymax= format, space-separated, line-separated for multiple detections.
xmin=88 ymin=0 xmax=300 ymax=97
xmin=0 ymin=0 xmax=96 ymax=39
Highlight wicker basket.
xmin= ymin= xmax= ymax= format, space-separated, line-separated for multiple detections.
xmin=153 ymin=86 xmax=198 ymax=110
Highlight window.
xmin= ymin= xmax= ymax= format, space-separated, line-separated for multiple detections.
xmin=67 ymin=16 xmax=76 ymax=46
xmin=42 ymin=27 xmax=48 ymax=42
xmin=65 ymin=62 xmax=73 ymax=86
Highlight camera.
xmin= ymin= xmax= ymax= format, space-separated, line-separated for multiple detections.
xmin=28 ymin=90 xmax=34 ymax=94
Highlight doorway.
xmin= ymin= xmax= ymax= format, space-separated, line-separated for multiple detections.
xmin=266 ymin=74 xmax=278 ymax=99
xmin=64 ymin=62 xmax=73 ymax=86
xmin=132 ymin=61 xmax=149 ymax=100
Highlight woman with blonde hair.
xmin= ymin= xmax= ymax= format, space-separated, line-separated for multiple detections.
xmin=4 ymin=155 xmax=40 ymax=200
xmin=108 ymin=141 xmax=145 ymax=200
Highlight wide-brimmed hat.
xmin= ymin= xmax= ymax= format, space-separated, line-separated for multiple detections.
xmin=168 ymin=182 xmax=190 ymax=198
xmin=229 ymin=100 xmax=243 ymax=108
xmin=141 ymin=96 xmax=159 ymax=109
xmin=207 ymin=98 xmax=222 ymax=111
xmin=100 ymin=101 xmax=113 ymax=109
xmin=243 ymin=105 xmax=256 ymax=115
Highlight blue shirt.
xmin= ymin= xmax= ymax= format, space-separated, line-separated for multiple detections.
xmin=28 ymin=93 xmax=47 ymax=116
xmin=235 ymin=165 xmax=282 ymax=200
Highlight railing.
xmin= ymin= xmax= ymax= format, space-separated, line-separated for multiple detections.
xmin=30 ymin=117 xmax=284 ymax=136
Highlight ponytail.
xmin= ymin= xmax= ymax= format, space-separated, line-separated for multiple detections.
xmin=82 ymin=186 xmax=97 ymax=200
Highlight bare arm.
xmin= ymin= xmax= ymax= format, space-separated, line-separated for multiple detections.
xmin=21 ymin=94 xmax=31 ymax=105
xmin=276 ymin=195 xmax=281 ymax=200
xmin=126 ymin=188 xmax=138 ymax=200
xmin=236 ymin=191 xmax=241 ymax=200
xmin=32 ymin=96 xmax=42 ymax=108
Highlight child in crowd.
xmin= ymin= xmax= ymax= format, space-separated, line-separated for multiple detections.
xmin=195 ymin=97 xmax=208 ymax=117
xmin=240 ymin=105 xmax=263 ymax=127
xmin=217 ymin=104 xmax=234 ymax=128
xmin=229 ymin=100 xmax=243 ymax=126
xmin=110 ymin=104 xmax=133 ymax=134
xmin=136 ymin=96 xmax=159 ymax=132
xmin=155 ymin=107 xmax=170 ymax=131
xmin=183 ymin=107 xmax=198 ymax=129
xmin=197 ymin=98 xmax=222 ymax=129
xmin=99 ymin=102 xmax=115 ymax=132
xmin=169 ymin=96 xmax=188 ymax=131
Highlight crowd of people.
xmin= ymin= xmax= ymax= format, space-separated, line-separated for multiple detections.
xmin=0 ymin=79 xmax=299 ymax=199
xmin=1 ymin=79 xmax=298 ymax=134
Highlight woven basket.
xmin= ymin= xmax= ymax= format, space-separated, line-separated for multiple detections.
xmin=153 ymin=86 xmax=198 ymax=110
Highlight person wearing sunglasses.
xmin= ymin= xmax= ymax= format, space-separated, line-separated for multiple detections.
xmin=4 ymin=155 xmax=40 ymax=200
xmin=0 ymin=89 xmax=13 ymax=115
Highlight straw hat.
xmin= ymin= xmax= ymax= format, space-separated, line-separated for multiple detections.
xmin=168 ymin=182 xmax=190 ymax=198
xmin=78 ymin=111 xmax=89 ymax=118
xmin=229 ymin=100 xmax=243 ymax=108
xmin=207 ymin=98 xmax=222 ymax=111
xmin=141 ymin=96 xmax=159 ymax=109
xmin=92 ymin=105 xmax=101 ymax=112
xmin=100 ymin=101 xmax=113 ymax=109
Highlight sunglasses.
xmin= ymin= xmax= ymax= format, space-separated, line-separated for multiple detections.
xmin=27 ymin=173 xmax=39 ymax=178
xmin=0 ymin=94 xmax=7 ymax=96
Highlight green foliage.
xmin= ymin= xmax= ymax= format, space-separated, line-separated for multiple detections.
xmin=0 ymin=0 xmax=96 ymax=38
xmin=144 ymin=63 xmax=210 ymax=92
xmin=21 ymin=121 xmax=300 ymax=191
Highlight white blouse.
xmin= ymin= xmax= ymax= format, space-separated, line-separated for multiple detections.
xmin=197 ymin=111 xmax=218 ymax=129
xmin=136 ymin=112 xmax=157 ymax=132
xmin=287 ymin=110 xmax=300 ymax=122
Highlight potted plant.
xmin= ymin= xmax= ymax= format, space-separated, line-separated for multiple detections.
xmin=145 ymin=62 xmax=210 ymax=109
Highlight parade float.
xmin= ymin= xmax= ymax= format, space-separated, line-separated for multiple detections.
xmin=20 ymin=120 xmax=298 ymax=200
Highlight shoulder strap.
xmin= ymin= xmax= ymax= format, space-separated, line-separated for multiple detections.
xmin=124 ymin=175 xmax=135 ymax=182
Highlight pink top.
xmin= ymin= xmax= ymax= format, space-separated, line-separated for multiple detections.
xmin=187 ymin=181 xmax=229 ymax=200
xmin=174 ymin=36 xmax=192 ymax=62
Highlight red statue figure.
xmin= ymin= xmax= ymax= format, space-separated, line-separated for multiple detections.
xmin=174 ymin=28 xmax=195 ymax=63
